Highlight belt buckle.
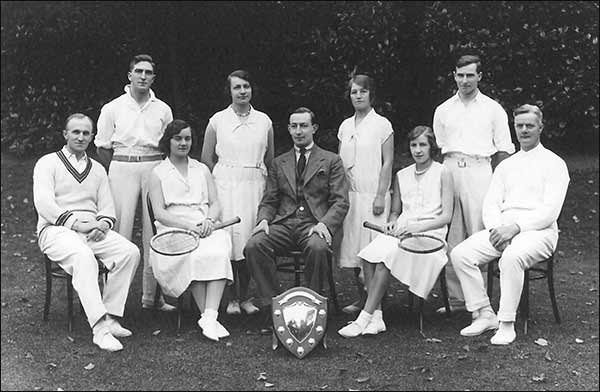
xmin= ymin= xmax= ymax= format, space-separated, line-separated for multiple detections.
xmin=135 ymin=155 xmax=142 ymax=162
xmin=458 ymin=159 xmax=467 ymax=168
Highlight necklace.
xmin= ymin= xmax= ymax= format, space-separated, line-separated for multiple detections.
xmin=414 ymin=164 xmax=431 ymax=176
xmin=234 ymin=107 xmax=251 ymax=117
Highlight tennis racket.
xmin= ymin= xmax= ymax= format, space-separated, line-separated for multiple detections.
xmin=150 ymin=216 xmax=241 ymax=256
xmin=363 ymin=221 xmax=446 ymax=254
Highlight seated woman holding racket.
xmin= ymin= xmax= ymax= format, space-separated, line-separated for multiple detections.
xmin=338 ymin=125 xmax=454 ymax=337
xmin=148 ymin=119 xmax=234 ymax=342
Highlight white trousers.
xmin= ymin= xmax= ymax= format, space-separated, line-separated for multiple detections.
xmin=108 ymin=160 xmax=160 ymax=306
xmin=450 ymin=228 xmax=557 ymax=322
xmin=443 ymin=155 xmax=492 ymax=306
xmin=39 ymin=227 xmax=140 ymax=328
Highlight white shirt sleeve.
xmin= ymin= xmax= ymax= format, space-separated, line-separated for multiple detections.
xmin=432 ymin=106 xmax=447 ymax=152
xmin=491 ymin=104 xmax=515 ymax=154
xmin=95 ymin=103 xmax=115 ymax=149
xmin=514 ymin=159 xmax=569 ymax=232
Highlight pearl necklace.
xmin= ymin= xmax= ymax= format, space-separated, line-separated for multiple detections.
xmin=234 ymin=107 xmax=251 ymax=117
xmin=414 ymin=164 xmax=431 ymax=176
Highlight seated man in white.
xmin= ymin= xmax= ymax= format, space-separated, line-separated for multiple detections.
xmin=33 ymin=113 xmax=140 ymax=352
xmin=451 ymin=104 xmax=569 ymax=345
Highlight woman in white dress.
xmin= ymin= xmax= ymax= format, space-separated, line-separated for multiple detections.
xmin=149 ymin=119 xmax=233 ymax=342
xmin=338 ymin=126 xmax=454 ymax=337
xmin=201 ymin=70 xmax=274 ymax=315
xmin=337 ymin=75 xmax=394 ymax=314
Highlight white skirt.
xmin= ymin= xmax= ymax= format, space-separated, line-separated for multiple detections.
xmin=149 ymin=226 xmax=233 ymax=298
xmin=358 ymin=233 xmax=448 ymax=299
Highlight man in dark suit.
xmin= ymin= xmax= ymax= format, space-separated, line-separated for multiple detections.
xmin=244 ymin=107 xmax=349 ymax=308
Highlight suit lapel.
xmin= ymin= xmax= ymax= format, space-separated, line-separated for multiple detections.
xmin=280 ymin=149 xmax=297 ymax=196
xmin=303 ymin=145 xmax=324 ymax=184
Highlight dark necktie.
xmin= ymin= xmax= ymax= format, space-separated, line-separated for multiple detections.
xmin=297 ymin=147 xmax=307 ymax=179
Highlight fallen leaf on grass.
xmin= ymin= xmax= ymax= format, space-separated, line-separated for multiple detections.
xmin=575 ymin=338 xmax=584 ymax=344
xmin=356 ymin=377 xmax=370 ymax=383
xmin=47 ymin=363 xmax=57 ymax=369
xmin=462 ymin=344 xmax=470 ymax=352
xmin=532 ymin=373 xmax=546 ymax=383
xmin=544 ymin=351 xmax=552 ymax=362
xmin=264 ymin=382 xmax=274 ymax=388
xmin=534 ymin=338 xmax=548 ymax=346
xmin=257 ymin=372 xmax=267 ymax=381
xmin=57 ymin=388 xmax=64 ymax=391
xmin=66 ymin=336 xmax=75 ymax=343
xmin=84 ymin=363 xmax=95 ymax=370
xmin=152 ymin=329 xmax=161 ymax=336
xmin=425 ymin=338 xmax=442 ymax=343
xmin=25 ymin=352 xmax=33 ymax=359
xmin=585 ymin=302 xmax=594 ymax=306
xmin=571 ymin=370 xmax=580 ymax=376
xmin=319 ymin=385 xmax=328 ymax=390
xmin=225 ymin=342 xmax=232 ymax=347
xmin=457 ymin=354 xmax=468 ymax=360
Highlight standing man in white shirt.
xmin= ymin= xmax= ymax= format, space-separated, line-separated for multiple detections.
xmin=95 ymin=54 xmax=174 ymax=311
xmin=450 ymin=104 xmax=569 ymax=345
xmin=433 ymin=54 xmax=515 ymax=313
xmin=34 ymin=113 xmax=140 ymax=352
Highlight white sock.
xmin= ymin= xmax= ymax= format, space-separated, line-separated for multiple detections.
xmin=204 ymin=308 xmax=218 ymax=320
xmin=355 ymin=310 xmax=373 ymax=328
xmin=498 ymin=321 xmax=515 ymax=332
xmin=373 ymin=309 xmax=383 ymax=320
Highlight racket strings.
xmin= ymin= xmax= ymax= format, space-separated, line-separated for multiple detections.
xmin=152 ymin=232 xmax=197 ymax=254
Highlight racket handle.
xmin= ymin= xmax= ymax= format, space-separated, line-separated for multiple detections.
xmin=214 ymin=216 xmax=241 ymax=230
xmin=363 ymin=221 xmax=385 ymax=234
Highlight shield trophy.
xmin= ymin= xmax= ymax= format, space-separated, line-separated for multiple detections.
xmin=272 ymin=286 xmax=328 ymax=359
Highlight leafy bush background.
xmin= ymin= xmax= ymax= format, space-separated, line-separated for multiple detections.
xmin=1 ymin=1 xmax=598 ymax=157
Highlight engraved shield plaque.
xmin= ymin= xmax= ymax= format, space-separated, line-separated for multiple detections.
xmin=272 ymin=287 xmax=328 ymax=359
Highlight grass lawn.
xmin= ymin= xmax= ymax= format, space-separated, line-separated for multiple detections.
xmin=1 ymin=152 xmax=598 ymax=391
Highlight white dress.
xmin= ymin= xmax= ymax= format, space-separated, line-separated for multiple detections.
xmin=358 ymin=162 xmax=448 ymax=299
xmin=149 ymin=158 xmax=233 ymax=298
xmin=337 ymin=108 xmax=393 ymax=268
xmin=209 ymin=106 xmax=272 ymax=261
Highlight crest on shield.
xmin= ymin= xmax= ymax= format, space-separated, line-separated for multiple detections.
xmin=272 ymin=286 xmax=328 ymax=359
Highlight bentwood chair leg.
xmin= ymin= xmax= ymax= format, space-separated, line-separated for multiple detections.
xmin=418 ymin=297 xmax=424 ymax=334
xmin=521 ymin=270 xmax=530 ymax=335
xmin=44 ymin=260 xmax=52 ymax=322
xmin=487 ymin=262 xmax=495 ymax=300
xmin=327 ymin=255 xmax=340 ymax=312
xmin=67 ymin=278 xmax=74 ymax=333
xmin=439 ymin=268 xmax=451 ymax=316
xmin=547 ymin=259 xmax=561 ymax=324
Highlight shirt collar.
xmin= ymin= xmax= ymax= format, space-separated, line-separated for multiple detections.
xmin=520 ymin=142 xmax=544 ymax=156
xmin=294 ymin=142 xmax=314 ymax=153
xmin=124 ymin=84 xmax=157 ymax=102
xmin=452 ymin=89 xmax=481 ymax=103
xmin=62 ymin=146 xmax=88 ymax=162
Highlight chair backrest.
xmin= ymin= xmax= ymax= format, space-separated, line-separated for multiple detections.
xmin=146 ymin=193 xmax=158 ymax=236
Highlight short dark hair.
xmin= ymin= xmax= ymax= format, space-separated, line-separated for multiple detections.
xmin=347 ymin=74 xmax=376 ymax=105
xmin=407 ymin=125 xmax=440 ymax=159
xmin=456 ymin=54 xmax=482 ymax=73
xmin=64 ymin=113 xmax=94 ymax=132
xmin=129 ymin=54 xmax=155 ymax=72
xmin=158 ymin=119 xmax=192 ymax=155
xmin=290 ymin=107 xmax=317 ymax=125
xmin=225 ymin=69 xmax=253 ymax=98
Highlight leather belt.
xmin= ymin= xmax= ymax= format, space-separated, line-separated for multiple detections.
xmin=112 ymin=154 xmax=163 ymax=162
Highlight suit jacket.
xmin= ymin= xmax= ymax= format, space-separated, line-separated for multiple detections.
xmin=257 ymin=145 xmax=349 ymax=235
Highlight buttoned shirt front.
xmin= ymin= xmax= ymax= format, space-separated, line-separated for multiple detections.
xmin=482 ymin=143 xmax=569 ymax=233
xmin=433 ymin=90 xmax=515 ymax=157
xmin=95 ymin=85 xmax=173 ymax=156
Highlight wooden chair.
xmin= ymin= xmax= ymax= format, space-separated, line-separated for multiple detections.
xmin=43 ymin=254 xmax=108 ymax=332
xmin=146 ymin=193 xmax=185 ymax=330
xmin=276 ymin=248 xmax=340 ymax=313
xmin=486 ymin=241 xmax=562 ymax=335
xmin=408 ymin=266 xmax=451 ymax=334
